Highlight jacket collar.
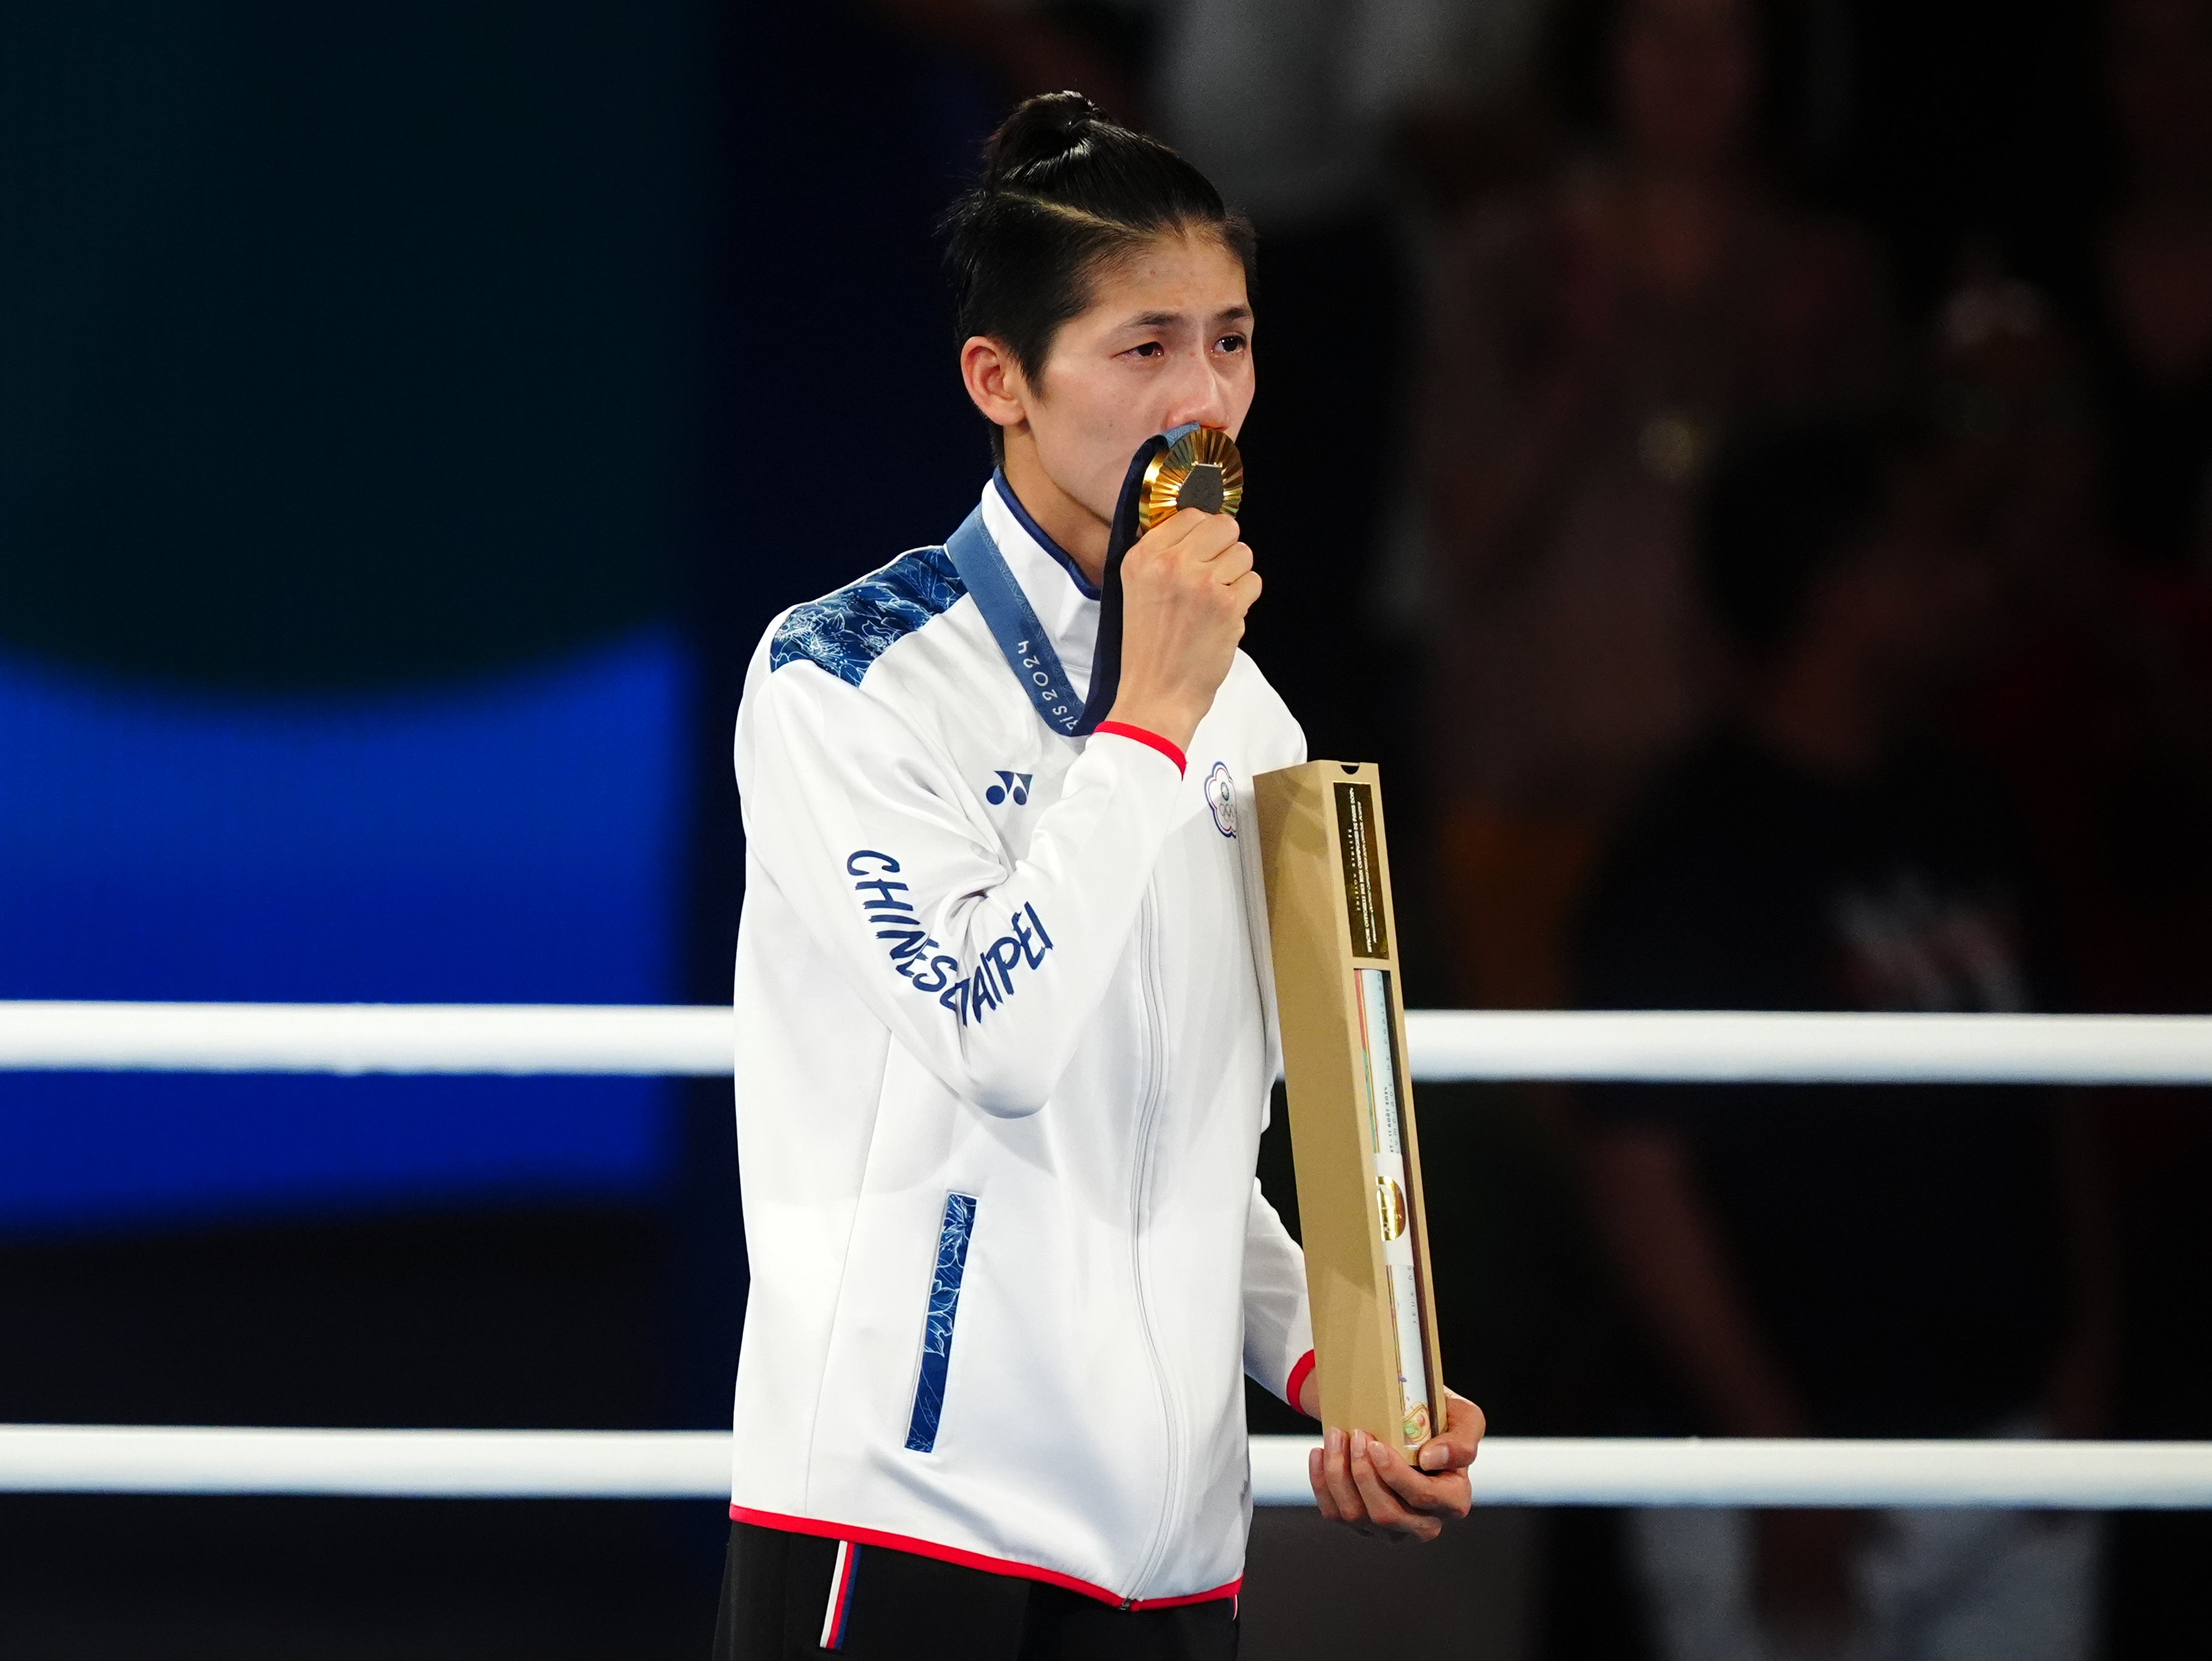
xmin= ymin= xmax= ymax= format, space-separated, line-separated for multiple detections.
xmin=990 ymin=470 xmax=1099 ymax=600
xmin=979 ymin=474 xmax=1099 ymax=700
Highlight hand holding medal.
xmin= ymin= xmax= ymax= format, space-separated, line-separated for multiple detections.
xmin=1083 ymin=425 xmax=1256 ymax=755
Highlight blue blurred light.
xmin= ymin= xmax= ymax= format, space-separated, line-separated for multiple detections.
xmin=0 ymin=633 xmax=693 ymax=1234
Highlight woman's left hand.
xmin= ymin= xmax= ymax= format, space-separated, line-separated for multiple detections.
xmin=1305 ymin=1389 xmax=1484 ymax=1542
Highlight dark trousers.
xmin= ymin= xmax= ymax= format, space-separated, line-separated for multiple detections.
xmin=711 ymin=1522 xmax=1239 ymax=1660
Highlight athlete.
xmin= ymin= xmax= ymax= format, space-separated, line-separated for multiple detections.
xmin=719 ymin=92 xmax=1483 ymax=1660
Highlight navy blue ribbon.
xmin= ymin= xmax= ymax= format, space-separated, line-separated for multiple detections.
xmin=942 ymin=508 xmax=1090 ymax=737
xmin=947 ymin=426 xmax=1202 ymax=740
xmin=1074 ymin=423 xmax=1199 ymax=735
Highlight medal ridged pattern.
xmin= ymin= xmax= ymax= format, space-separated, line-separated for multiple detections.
xmin=1136 ymin=427 xmax=1245 ymax=532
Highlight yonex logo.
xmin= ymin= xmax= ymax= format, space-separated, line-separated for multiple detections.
xmin=985 ymin=770 xmax=1033 ymax=807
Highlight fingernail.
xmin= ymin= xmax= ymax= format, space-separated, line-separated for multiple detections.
xmin=1326 ymin=1427 xmax=1343 ymax=1455
xmin=1350 ymin=1429 xmax=1367 ymax=1460
xmin=1421 ymin=1443 xmax=1448 ymax=1471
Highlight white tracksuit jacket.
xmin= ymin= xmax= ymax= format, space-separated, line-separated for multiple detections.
xmin=729 ymin=473 xmax=1315 ymax=1608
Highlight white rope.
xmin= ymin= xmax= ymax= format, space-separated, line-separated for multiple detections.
xmin=10 ymin=1011 xmax=2200 ymax=1512
xmin=0 ymin=1425 xmax=732 ymax=1499
xmin=6 ymin=1003 xmax=2212 ymax=1083
xmin=3 ymin=1427 xmax=2207 ymax=1508
xmin=1409 ymin=1009 xmax=2212 ymax=1084
xmin=0 ymin=1001 xmax=736 ymax=1076
xmin=1318 ymin=1437 xmax=2212 ymax=1510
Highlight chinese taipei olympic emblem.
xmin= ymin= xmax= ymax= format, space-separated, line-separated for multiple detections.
xmin=1205 ymin=761 xmax=1237 ymax=838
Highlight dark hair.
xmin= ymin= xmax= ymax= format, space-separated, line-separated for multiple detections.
xmin=940 ymin=93 xmax=1256 ymax=458
xmin=1700 ymin=415 xmax=1895 ymax=660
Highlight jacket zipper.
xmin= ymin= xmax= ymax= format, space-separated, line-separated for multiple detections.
xmin=1121 ymin=884 xmax=1181 ymax=1606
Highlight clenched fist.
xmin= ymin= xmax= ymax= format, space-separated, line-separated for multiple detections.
xmin=1104 ymin=507 xmax=1260 ymax=752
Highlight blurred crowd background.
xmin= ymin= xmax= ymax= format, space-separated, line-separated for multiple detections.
xmin=4 ymin=0 xmax=2211 ymax=1656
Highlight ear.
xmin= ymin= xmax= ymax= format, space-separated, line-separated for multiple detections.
xmin=960 ymin=336 xmax=1033 ymax=439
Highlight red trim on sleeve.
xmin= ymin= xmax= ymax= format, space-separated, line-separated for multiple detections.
xmin=1093 ymin=720 xmax=1187 ymax=776
xmin=1286 ymin=1350 xmax=1318 ymax=1418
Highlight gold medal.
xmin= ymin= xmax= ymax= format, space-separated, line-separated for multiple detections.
xmin=1136 ymin=426 xmax=1244 ymax=532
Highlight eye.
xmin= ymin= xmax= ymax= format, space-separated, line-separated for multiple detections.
xmin=1216 ymin=333 xmax=1248 ymax=355
xmin=1127 ymin=341 xmax=1165 ymax=359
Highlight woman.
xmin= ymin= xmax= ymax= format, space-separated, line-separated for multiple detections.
xmin=1421 ymin=0 xmax=1890 ymax=1010
xmin=720 ymin=94 xmax=1481 ymax=1660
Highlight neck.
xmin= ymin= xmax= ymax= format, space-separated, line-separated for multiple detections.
xmin=1000 ymin=433 xmax=1111 ymax=587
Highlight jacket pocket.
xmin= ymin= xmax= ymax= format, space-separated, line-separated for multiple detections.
xmin=904 ymin=1191 xmax=979 ymax=1454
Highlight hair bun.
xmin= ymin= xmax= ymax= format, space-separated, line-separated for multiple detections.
xmin=983 ymin=91 xmax=1102 ymax=182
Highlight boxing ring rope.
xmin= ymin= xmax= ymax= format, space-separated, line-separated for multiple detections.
xmin=9 ymin=1001 xmax=2212 ymax=1084
xmin=4 ymin=999 xmax=2210 ymax=1508
xmin=2 ymin=1426 xmax=2209 ymax=1508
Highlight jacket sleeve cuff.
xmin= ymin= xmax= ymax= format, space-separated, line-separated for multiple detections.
xmin=1285 ymin=1350 xmax=1318 ymax=1418
xmin=1093 ymin=720 xmax=1187 ymax=776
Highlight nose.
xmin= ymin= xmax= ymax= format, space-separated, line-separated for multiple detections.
xmin=1161 ymin=343 xmax=1234 ymax=433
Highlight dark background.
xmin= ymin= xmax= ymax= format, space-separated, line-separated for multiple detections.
xmin=0 ymin=1 xmax=2201 ymax=1655
xmin=0 ymin=2 xmax=999 ymax=1646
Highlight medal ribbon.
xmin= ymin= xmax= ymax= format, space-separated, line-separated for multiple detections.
xmin=942 ymin=507 xmax=1089 ymax=737
xmin=947 ymin=423 xmax=1202 ymax=739
xmin=1074 ymin=423 xmax=1198 ymax=734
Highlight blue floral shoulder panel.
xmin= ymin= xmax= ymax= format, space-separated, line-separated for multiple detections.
xmin=770 ymin=546 xmax=967 ymax=687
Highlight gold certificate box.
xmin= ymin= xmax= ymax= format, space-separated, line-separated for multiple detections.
xmin=1255 ymin=761 xmax=1446 ymax=1449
